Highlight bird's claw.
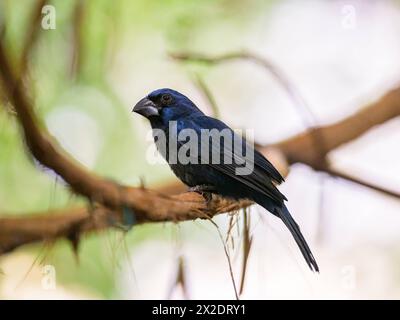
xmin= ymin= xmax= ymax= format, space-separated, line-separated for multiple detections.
xmin=188 ymin=185 xmax=216 ymax=205
xmin=188 ymin=184 xmax=216 ymax=193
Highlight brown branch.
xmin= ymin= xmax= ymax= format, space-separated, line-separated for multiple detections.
xmin=0 ymin=196 xmax=253 ymax=255
xmin=0 ymin=207 xmax=110 ymax=254
xmin=271 ymin=86 xmax=400 ymax=169
xmin=0 ymin=46 xmax=399 ymax=255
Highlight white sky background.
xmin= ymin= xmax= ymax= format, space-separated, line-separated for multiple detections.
xmin=117 ymin=0 xmax=400 ymax=299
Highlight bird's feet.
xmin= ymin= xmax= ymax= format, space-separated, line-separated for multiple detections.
xmin=188 ymin=184 xmax=216 ymax=193
xmin=188 ymin=184 xmax=216 ymax=204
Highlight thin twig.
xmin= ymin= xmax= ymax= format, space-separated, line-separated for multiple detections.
xmin=239 ymin=208 xmax=252 ymax=295
xmin=192 ymin=73 xmax=220 ymax=118
xmin=209 ymin=219 xmax=239 ymax=300
xmin=172 ymin=51 xmax=328 ymax=164
xmin=324 ymin=167 xmax=400 ymax=199
xmin=167 ymin=255 xmax=189 ymax=300
xmin=70 ymin=0 xmax=85 ymax=79
xmin=171 ymin=51 xmax=314 ymax=125
xmin=19 ymin=0 xmax=48 ymax=77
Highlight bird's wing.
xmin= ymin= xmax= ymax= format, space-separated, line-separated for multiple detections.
xmin=179 ymin=116 xmax=286 ymax=204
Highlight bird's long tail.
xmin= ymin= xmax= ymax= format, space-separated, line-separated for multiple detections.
xmin=274 ymin=205 xmax=319 ymax=272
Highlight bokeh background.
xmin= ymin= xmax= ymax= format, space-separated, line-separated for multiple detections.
xmin=0 ymin=0 xmax=400 ymax=299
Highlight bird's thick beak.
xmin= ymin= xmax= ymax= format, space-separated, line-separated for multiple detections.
xmin=132 ymin=97 xmax=159 ymax=117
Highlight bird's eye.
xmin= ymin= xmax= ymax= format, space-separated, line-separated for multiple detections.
xmin=161 ymin=94 xmax=173 ymax=105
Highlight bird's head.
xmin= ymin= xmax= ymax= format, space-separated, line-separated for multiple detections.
xmin=132 ymin=88 xmax=202 ymax=122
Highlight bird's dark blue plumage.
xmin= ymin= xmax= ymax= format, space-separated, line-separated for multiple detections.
xmin=133 ymin=88 xmax=319 ymax=272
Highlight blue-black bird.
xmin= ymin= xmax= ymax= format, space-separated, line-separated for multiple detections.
xmin=133 ymin=88 xmax=319 ymax=272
